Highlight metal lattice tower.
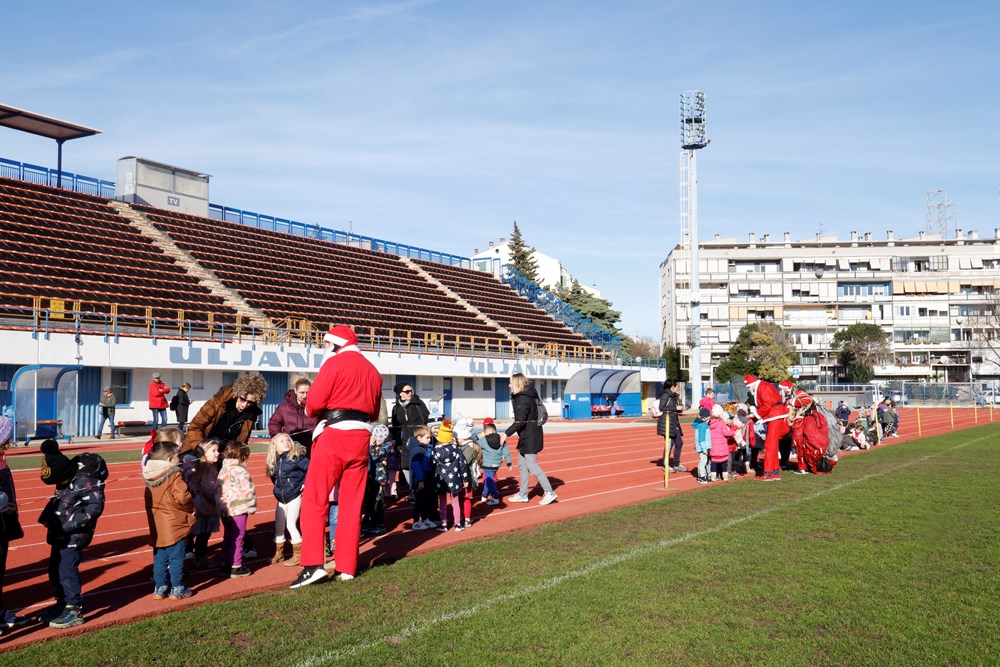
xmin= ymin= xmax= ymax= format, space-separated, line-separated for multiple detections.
xmin=680 ymin=91 xmax=709 ymax=402
xmin=925 ymin=189 xmax=957 ymax=238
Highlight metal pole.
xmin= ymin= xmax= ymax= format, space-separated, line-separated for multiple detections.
xmin=689 ymin=149 xmax=702 ymax=407
xmin=56 ymin=138 xmax=65 ymax=189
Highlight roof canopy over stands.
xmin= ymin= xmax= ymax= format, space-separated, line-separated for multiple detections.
xmin=0 ymin=104 xmax=101 ymax=188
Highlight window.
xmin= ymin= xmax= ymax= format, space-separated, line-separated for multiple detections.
xmin=540 ymin=381 xmax=548 ymax=400
xmin=482 ymin=378 xmax=492 ymax=391
xmin=191 ymin=370 xmax=204 ymax=390
xmin=898 ymin=306 xmax=910 ymax=317
xmin=110 ymin=369 xmax=131 ymax=406
xmin=464 ymin=377 xmax=474 ymax=391
xmin=421 ymin=377 xmax=433 ymax=392
xmin=222 ymin=371 xmax=239 ymax=387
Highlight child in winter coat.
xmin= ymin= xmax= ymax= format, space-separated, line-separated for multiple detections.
xmin=143 ymin=439 xmax=195 ymax=600
xmin=709 ymin=405 xmax=737 ymax=480
xmin=36 ymin=440 xmax=108 ymax=629
xmin=266 ymin=433 xmax=309 ymax=566
xmin=361 ymin=426 xmax=393 ymax=536
xmin=407 ymin=426 xmax=438 ymax=530
xmin=691 ymin=407 xmax=712 ymax=484
xmin=185 ymin=440 xmax=222 ymax=570
xmin=454 ymin=418 xmax=481 ymax=498
xmin=476 ymin=418 xmax=511 ymax=505
xmin=430 ymin=419 xmax=472 ymax=531
xmin=218 ymin=442 xmax=256 ymax=578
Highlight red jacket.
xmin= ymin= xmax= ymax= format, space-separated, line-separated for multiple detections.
xmin=306 ymin=347 xmax=382 ymax=425
xmin=148 ymin=379 xmax=171 ymax=409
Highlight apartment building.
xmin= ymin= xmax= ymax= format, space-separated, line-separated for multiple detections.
xmin=660 ymin=229 xmax=1000 ymax=385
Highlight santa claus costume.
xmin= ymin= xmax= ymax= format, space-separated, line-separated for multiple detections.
xmin=290 ymin=326 xmax=382 ymax=589
xmin=745 ymin=375 xmax=789 ymax=481
xmin=788 ymin=387 xmax=836 ymax=474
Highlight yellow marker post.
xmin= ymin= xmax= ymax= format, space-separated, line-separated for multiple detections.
xmin=950 ymin=401 xmax=954 ymax=429
xmin=975 ymin=403 xmax=979 ymax=424
xmin=663 ymin=430 xmax=670 ymax=490
xmin=916 ymin=406 xmax=922 ymax=437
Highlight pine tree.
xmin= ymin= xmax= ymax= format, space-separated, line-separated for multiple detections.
xmin=507 ymin=221 xmax=540 ymax=284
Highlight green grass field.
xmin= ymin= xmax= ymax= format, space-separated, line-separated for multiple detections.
xmin=6 ymin=425 xmax=999 ymax=666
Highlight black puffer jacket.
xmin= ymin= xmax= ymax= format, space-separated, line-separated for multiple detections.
xmin=0 ymin=466 xmax=24 ymax=542
xmin=391 ymin=394 xmax=430 ymax=468
xmin=39 ymin=453 xmax=108 ymax=549
xmin=505 ymin=385 xmax=544 ymax=455
xmin=656 ymin=388 xmax=682 ymax=438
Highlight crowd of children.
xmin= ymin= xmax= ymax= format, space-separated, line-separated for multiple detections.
xmin=0 ymin=413 xmax=524 ymax=635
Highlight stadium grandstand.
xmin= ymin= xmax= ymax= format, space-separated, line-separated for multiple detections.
xmin=0 ymin=146 xmax=647 ymax=445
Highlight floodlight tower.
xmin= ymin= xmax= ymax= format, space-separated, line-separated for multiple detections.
xmin=680 ymin=91 xmax=709 ymax=405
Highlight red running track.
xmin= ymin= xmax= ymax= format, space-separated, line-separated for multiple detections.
xmin=0 ymin=408 xmax=984 ymax=651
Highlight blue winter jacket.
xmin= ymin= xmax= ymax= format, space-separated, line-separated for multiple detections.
xmin=271 ymin=452 xmax=309 ymax=503
xmin=692 ymin=418 xmax=711 ymax=454
xmin=407 ymin=436 xmax=436 ymax=486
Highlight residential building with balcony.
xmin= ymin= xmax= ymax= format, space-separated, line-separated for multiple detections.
xmin=660 ymin=229 xmax=1000 ymax=386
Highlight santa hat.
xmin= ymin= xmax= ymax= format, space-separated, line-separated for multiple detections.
xmin=778 ymin=379 xmax=795 ymax=390
xmin=744 ymin=375 xmax=759 ymax=386
xmin=324 ymin=325 xmax=357 ymax=348
xmin=436 ymin=418 xmax=454 ymax=444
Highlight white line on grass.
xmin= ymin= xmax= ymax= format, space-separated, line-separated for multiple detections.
xmin=296 ymin=433 xmax=986 ymax=667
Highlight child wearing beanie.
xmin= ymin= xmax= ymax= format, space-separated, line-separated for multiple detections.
xmin=429 ymin=419 xmax=473 ymax=532
xmin=692 ymin=407 xmax=712 ymax=484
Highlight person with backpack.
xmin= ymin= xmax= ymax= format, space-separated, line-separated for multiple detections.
xmin=36 ymin=441 xmax=108 ymax=629
xmin=504 ymin=373 xmax=557 ymax=506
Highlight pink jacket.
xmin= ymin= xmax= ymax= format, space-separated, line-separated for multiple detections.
xmin=709 ymin=418 xmax=735 ymax=463
xmin=218 ymin=459 xmax=256 ymax=517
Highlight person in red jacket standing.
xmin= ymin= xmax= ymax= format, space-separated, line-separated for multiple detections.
xmin=744 ymin=375 xmax=789 ymax=482
xmin=148 ymin=373 xmax=171 ymax=431
xmin=290 ymin=325 xmax=382 ymax=589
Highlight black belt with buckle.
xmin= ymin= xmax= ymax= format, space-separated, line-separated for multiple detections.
xmin=321 ymin=409 xmax=371 ymax=424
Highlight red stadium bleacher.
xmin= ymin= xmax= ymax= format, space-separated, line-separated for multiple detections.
xmin=133 ymin=204 xmax=516 ymax=353
xmin=0 ymin=177 xmax=238 ymax=326
xmin=413 ymin=259 xmax=608 ymax=357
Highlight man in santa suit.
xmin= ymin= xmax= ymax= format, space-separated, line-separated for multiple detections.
xmin=744 ymin=375 xmax=790 ymax=481
xmin=291 ymin=325 xmax=383 ymax=589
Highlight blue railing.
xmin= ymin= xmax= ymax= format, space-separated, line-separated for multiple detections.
xmin=0 ymin=156 xmax=471 ymax=269
xmin=0 ymin=157 xmax=116 ymax=198
xmin=504 ymin=267 xmax=622 ymax=357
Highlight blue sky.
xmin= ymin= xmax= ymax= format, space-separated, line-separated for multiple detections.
xmin=2 ymin=1 xmax=999 ymax=339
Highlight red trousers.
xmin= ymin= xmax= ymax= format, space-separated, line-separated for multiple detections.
xmin=300 ymin=427 xmax=370 ymax=574
xmin=762 ymin=416 xmax=789 ymax=476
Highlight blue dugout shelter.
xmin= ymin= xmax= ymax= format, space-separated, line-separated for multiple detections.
xmin=564 ymin=369 xmax=641 ymax=419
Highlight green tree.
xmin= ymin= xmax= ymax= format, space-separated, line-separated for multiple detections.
xmin=832 ymin=323 xmax=892 ymax=383
xmin=663 ymin=344 xmax=689 ymax=382
xmin=507 ymin=220 xmax=539 ymax=284
xmin=556 ymin=280 xmax=622 ymax=339
xmin=715 ymin=322 xmax=799 ymax=383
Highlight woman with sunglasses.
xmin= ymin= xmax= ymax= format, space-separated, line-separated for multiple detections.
xmin=183 ymin=373 xmax=268 ymax=454
xmin=390 ymin=382 xmax=430 ymax=494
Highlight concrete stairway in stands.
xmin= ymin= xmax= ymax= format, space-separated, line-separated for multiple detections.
xmin=109 ymin=200 xmax=274 ymax=330
xmin=400 ymin=256 xmax=528 ymax=351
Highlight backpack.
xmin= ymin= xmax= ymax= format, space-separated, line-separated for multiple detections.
xmin=535 ymin=398 xmax=549 ymax=426
xmin=169 ymin=394 xmax=179 ymax=412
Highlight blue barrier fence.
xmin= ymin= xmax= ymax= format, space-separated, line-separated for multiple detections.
xmin=0 ymin=157 xmax=116 ymax=198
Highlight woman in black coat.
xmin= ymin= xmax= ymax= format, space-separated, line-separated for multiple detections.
xmin=656 ymin=379 xmax=688 ymax=473
xmin=504 ymin=373 xmax=557 ymax=505
xmin=390 ymin=382 xmax=430 ymax=491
